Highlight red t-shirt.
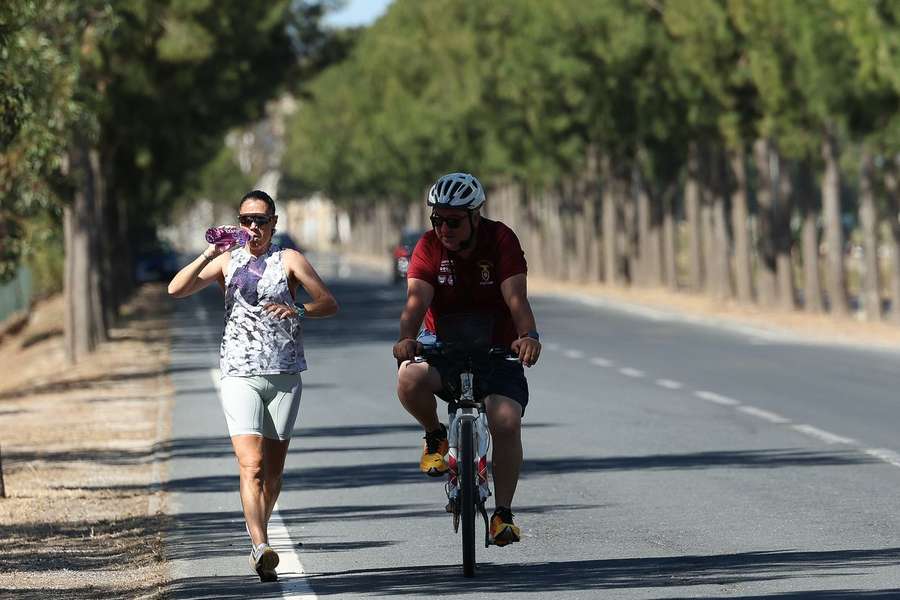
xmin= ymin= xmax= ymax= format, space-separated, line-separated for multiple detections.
xmin=407 ymin=218 xmax=527 ymax=346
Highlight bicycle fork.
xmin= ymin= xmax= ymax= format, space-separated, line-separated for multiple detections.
xmin=446 ymin=371 xmax=493 ymax=546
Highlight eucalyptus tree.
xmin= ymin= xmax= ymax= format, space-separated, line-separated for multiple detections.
xmin=663 ymin=0 xmax=761 ymax=301
xmin=830 ymin=0 xmax=900 ymax=321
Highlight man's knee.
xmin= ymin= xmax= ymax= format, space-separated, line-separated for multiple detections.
xmin=487 ymin=396 xmax=522 ymax=438
xmin=397 ymin=363 xmax=439 ymax=396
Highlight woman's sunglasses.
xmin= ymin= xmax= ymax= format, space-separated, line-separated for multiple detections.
xmin=238 ymin=214 xmax=273 ymax=227
xmin=430 ymin=215 xmax=464 ymax=229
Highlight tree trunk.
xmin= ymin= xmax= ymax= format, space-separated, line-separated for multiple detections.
xmin=0 ymin=444 xmax=5 ymax=498
xmin=753 ymin=139 xmax=777 ymax=307
xmin=858 ymin=150 xmax=882 ymax=321
xmin=821 ymin=130 xmax=848 ymax=315
xmin=700 ymin=188 xmax=716 ymax=296
xmin=601 ymin=155 xmax=619 ymax=286
xmin=798 ymin=160 xmax=824 ymax=313
xmin=711 ymin=150 xmax=732 ymax=300
xmin=64 ymin=140 xmax=101 ymax=363
xmin=645 ymin=182 xmax=664 ymax=287
xmin=884 ymin=165 xmax=900 ymax=324
xmin=662 ymin=185 xmax=678 ymax=290
xmin=685 ymin=143 xmax=704 ymax=291
xmin=774 ymin=150 xmax=796 ymax=311
xmin=580 ymin=145 xmax=602 ymax=282
xmin=89 ymin=147 xmax=109 ymax=343
xmin=622 ymin=176 xmax=637 ymax=286
xmin=729 ymin=147 xmax=753 ymax=304
xmin=636 ymin=167 xmax=651 ymax=287
xmin=772 ymin=151 xmax=796 ymax=311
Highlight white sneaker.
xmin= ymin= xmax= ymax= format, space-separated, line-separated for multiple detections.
xmin=249 ymin=542 xmax=279 ymax=582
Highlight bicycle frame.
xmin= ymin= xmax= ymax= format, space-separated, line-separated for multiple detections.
xmin=445 ymin=370 xmax=492 ymax=546
xmin=416 ymin=341 xmax=516 ymax=577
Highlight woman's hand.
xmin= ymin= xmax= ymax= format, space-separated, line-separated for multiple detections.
xmin=263 ymin=302 xmax=302 ymax=320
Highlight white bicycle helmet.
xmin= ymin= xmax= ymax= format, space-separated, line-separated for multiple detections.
xmin=427 ymin=172 xmax=486 ymax=210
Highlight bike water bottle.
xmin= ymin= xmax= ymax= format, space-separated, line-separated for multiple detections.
xmin=205 ymin=225 xmax=250 ymax=249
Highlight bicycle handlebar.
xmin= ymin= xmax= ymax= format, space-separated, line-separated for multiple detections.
xmin=414 ymin=344 xmax=519 ymax=363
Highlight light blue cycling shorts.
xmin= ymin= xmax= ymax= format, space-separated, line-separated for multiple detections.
xmin=219 ymin=374 xmax=303 ymax=440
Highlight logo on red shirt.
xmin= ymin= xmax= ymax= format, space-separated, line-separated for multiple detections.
xmin=437 ymin=259 xmax=455 ymax=286
xmin=477 ymin=260 xmax=494 ymax=285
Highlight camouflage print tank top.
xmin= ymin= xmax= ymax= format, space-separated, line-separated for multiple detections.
xmin=220 ymin=244 xmax=307 ymax=376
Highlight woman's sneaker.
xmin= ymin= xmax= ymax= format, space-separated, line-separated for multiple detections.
xmin=249 ymin=542 xmax=279 ymax=582
xmin=489 ymin=507 xmax=521 ymax=546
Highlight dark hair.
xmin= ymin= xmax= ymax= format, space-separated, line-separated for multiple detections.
xmin=239 ymin=190 xmax=276 ymax=215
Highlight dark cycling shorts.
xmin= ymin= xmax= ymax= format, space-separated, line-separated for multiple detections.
xmin=430 ymin=354 xmax=529 ymax=417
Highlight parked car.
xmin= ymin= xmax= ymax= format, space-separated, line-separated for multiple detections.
xmin=135 ymin=240 xmax=180 ymax=283
xmin=391 ymin=229 xmax=425 ymax=284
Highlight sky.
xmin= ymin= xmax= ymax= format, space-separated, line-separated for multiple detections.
xmin=322 ymin=0 xmax=393 ymax=28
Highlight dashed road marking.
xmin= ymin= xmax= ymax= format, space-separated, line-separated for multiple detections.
xmin=655 ymin=379 xmax=683 ymax=390
xmin=737 ymin=405 xmax=791 ymax=424
xmin=545 ymin=343 xmax=561 ymax=352
xmin=864 ymin=448 xmax=900 ymax=468
xmin=590 ymin=357 xmax=613 ymax=367
xmin=694 ymin=390 xmax=740 ymax=406
xmin=619 ymin=367 xmax=645 ymax=378
xmin=791 ymin=424 xmax=856 ymax=445
xmin=564 ymin=349 xmax=585 ymax=359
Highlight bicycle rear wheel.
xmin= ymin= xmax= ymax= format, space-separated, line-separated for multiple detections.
xmin=459 ymin=418 xmax=476 ymax=577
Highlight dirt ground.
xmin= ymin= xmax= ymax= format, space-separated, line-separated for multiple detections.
xmin=0 ymin=285 xmax=172 ymax=599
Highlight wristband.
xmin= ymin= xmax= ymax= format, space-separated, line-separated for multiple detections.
xmin=519 ymin=330 xmax=540 ymax=341
xmin=200 ymin=252 xmax=213 ymax=262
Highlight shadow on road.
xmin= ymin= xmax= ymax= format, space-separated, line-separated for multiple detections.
xmin=294 ymin=548 xmax=900 ymax=596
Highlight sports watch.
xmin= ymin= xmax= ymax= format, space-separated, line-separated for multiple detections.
xmin=519 ymin=330 xmax=540 ymax=341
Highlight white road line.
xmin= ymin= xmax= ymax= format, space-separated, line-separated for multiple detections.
xmin=208 ymin=370 xmax=316 ymax=598
xmin=589 ymin=357 xmax=613 ymax=367
xmin=545 ymin=343 xmax=561 ymax=352
xmin=564 ymin=349 xmax=585 ymax=359
xmin=737 ymin=406 xmax=791 ymax=424
xmin=269 ymin=503 xmax=318 ymax=599
xmin=655 ymin=379 xmax=683 ymax=390
xmin=791 ymin=424 xmax=856 ymax=445
xmin=209 ymin=368 xmax=222 ymax=390
xmin=864 ymin=448 xmax=900 ymax=468
xmin=618 ymin=367 xmax=645 ymax=378
xmin=694 ymin=390 xmax=740 ymax=406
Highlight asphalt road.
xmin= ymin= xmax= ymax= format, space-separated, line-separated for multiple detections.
xmin=163 ymin=255 xmax=900 ymax=599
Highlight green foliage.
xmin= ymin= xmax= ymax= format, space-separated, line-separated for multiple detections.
xmin=0 ymin=0 xmax=88 ymax=282
xmin=184 ymin=142 xmax=254 ymax=206
xmin=1 ymin=0 xmax=333 ymax=281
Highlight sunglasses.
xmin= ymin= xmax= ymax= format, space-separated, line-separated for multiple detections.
xmin=430 ymin=215 xmax=465 ymax=229
xmin=238 ymin=214 xmax=273 ymax=227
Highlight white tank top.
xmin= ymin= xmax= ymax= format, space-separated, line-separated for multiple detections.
xmin=220 ymin=244 xmax=307 ymax=376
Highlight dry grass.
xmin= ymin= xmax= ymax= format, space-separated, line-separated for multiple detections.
xmin=0 ymin=285 xmax=173 ymax=599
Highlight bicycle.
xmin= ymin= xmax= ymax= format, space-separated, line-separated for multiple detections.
xmin=414 ymin=314 xmax=518 ymax=577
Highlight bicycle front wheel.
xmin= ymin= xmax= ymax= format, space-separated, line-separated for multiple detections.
xmin=459 ymin=418 xmax=476 ymax=577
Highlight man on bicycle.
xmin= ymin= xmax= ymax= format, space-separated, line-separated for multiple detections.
xmin=393 ymin=172 xmax=541 ymax=546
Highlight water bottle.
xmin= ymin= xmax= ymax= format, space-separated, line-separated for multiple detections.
xmin=205 ymin=225 xmax=250 ymax=250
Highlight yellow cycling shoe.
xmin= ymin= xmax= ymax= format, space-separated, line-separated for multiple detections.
xmin=420 ymin=424 xmax=449 ymax=477
xmin=490 ymin=507 xmax=521 ymax=546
